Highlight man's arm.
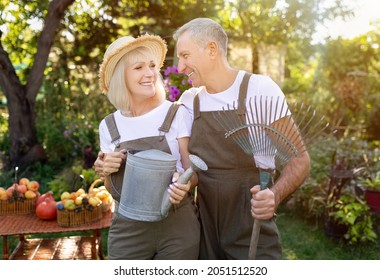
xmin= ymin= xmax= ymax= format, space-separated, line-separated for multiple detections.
xmin=271 ymin=151 xmax=310 ymax=209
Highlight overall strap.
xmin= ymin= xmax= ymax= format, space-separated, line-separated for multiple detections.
xmin=104 ymin=113 xmax=121 ymax=148
xmin=158 ymin=101 xmax=182 ymax=139
xmin=193 ymin=93 xmax=201 ymax=119
xmin=237 ymin=72 xmax=252 ymax=115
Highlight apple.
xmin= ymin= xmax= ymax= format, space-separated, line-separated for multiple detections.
xmin=16 ymin=184 xmax=27 ymax=194
xmin=75 ymin=188 xmax=86 ymax=196
xmin=89 ymin=196 xmax=101 ymax=207
xmin=25 ymin=190 xmax=37 ymax=199
xmin=63 ymin=199 xmax=76 ymax=210
xmin=6 ymin=185 xmax=16 ymax=198
xmin=27 ymin=180 xmax=40 ymax=191
xmin=19 ymin=178 xmax=30 ymax=186
xmin=0 ymin=187 xmax=7 ymax=200
xmin=74 ymin=196 xmax=83 ymax=205
xmin=95 ymin=190 xmax=109 ymax=200
xmin=69 ymin=192 xmax=78 ymax=200
xmin=60 ymin=191 xmax=71 ymax=201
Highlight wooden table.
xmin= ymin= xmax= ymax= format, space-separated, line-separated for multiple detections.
xmin=0 ymin=210 xmax=113 ymax=260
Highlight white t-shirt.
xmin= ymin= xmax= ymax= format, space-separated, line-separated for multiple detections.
xmin=179 ymin=71 xmax=289 ymax=169
xmin=99 ymin=100 xmax=192 ymax=173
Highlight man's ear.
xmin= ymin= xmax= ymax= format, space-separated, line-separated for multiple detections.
xmin=207 ymin=41 xmax=218 ymax=58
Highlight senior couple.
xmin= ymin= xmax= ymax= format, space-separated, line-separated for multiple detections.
xmin=94 ymin=17 xmax=310 ymax=260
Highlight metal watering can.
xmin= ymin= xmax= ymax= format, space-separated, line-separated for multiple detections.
xmin=118 ymin=149 xmax=207 ymax=222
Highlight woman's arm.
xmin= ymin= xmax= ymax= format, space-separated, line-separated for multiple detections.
xmin=168 ymin=137 xmax=198 ymax=204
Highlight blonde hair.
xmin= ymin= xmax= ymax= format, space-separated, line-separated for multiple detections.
xmin=173 ymin=18 xmax=228 ymax=57
xmin=107 ymin=47 xmax=166 ymax=113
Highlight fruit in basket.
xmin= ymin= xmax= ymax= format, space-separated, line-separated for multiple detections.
xmin=36 ymin=199 xmax=57 ymax=220
xmin=19 ymin=178 xmax=30 ymax=186
xmin=27 ymin=180 xmax=40 ymax=191
xmin=16 ymin=184 xmax=27 ymax=194
xmin=25 ymin=190 xmax=37 ymax=199
xmin=75 ymin=195 xmax=84 ymax=205
xmin=88 ymin=196 xmax=101 ymax=207
xmin=0 ymin=187 xmax=7 ymax=200
xmin=76 ymin=188 xmax=86 ymax=196
xmin=56 ymin=202 xmax=64 ymax=211
xmin=61 ymin=191 xmax=71 ymax=201
xmin=64 ymin=199 xmax=76 ymax=210
xmin=6 ymin=185 xmax=16 ymax=198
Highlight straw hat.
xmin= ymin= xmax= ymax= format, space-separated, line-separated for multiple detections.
xmin=99 ymin=34 xmax=167 ymax=95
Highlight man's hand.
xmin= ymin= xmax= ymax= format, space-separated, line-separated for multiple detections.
xmin=250 ymin=185 xmax=276 ymax=220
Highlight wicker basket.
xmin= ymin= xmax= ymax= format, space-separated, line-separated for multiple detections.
xmin=0 ymin=198 xmax=37 ymax=215
xmin=57 ymin=205 xmax=102 ymax=227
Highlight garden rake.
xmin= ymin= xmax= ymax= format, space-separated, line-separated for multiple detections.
xmin=213 ymin=95 xmax=334 ymax=259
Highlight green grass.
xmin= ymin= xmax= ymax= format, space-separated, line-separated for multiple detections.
xmin=277 ymin=206 xmax=380 ymax=259
xmin=2 ymin=209 xmax=379 ymax=260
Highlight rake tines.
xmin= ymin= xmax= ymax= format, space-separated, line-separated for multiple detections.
xmin=215 ymin=96 xmax=334 ymax=167
xmin=213 ymin=95 xmax=335 ymax=260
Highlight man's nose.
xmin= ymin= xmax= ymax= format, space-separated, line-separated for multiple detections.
xmin=177 ymin=59 xmax=186 ymax=73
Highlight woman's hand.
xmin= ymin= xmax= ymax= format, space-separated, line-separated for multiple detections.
xmin=103 ymin=149 xmax=127 ymax=176
xmin=168 ymin=172 xmax=191 ymax=204
xmin=94 ymin=150 xmax=127 ymax=179
xmin=93 ymin=151 xmax=105 ymax=180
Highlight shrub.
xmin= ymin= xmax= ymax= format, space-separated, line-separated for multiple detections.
xmin=163 ymin=66 xmax=192 ymax=101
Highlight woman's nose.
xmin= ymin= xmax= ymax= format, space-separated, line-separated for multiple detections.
xmin=145 ymin=68 xmax=154 ymax=76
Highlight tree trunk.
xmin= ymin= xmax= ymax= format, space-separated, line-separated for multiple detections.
xmin=0 ymin=0 xmax=75 ymax=170
xmin=251 ymin=44 xmax=259 ymax=74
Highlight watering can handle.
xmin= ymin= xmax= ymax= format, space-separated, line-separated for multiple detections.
xmin=160 ymin=171 xmax=192 ymax=218
xmin=161 ymin=154 xmax=208 ymax=219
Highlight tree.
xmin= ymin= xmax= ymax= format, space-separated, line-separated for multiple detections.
xmin=218 ymin=0 xmax=353 ymax=73
xmin=0 ymin=0 xmax=223 ymax=171
xmin=316 ymin=31 xmax=380 ymax=139
xmin=0 ymin=0 xmax=75 ymax=170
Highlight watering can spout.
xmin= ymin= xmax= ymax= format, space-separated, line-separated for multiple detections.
xmin=161 ymin=154 xmax=208 ymax=218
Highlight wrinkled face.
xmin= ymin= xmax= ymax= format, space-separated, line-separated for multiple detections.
xmin=124 ymin=51 xmax=158 ymax=100
xmin=176 ymin=31 xmax=210 ymax=87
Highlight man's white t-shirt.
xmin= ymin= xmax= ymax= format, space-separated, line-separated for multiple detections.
xmin=179 ymin=71 xmax=289 ymax=169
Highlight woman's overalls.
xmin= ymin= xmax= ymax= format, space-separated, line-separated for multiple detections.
xmin=104 ymin=103 xmax=200 ymax=260
xmin=189 ymin=73 xmax=282 ymax=260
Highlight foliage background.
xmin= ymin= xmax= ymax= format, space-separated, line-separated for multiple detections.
xmin=0 ymin=0 xmax=379 ymax=248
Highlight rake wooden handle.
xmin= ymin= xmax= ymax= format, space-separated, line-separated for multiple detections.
xmin=248 ymin=170 xmax=272 ymax=260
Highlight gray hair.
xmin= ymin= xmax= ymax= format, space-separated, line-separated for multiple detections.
xmin=173 ymin=18 xmax=228 ymax=57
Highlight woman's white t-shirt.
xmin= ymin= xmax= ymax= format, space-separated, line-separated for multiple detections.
xmin=99 ymin=100 xmax=192 ymax=173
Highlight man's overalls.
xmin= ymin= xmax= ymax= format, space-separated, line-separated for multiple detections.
xmin=189 ymin=73 xmax=282 ymax=260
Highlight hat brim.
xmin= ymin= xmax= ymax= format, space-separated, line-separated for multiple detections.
xmin=99 ymin=34 xmax=167 ymax=95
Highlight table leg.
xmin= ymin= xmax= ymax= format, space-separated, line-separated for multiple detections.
xmin=94 ymin=229 xmax=104 ymax=260
xmin=2 ymin=235 xmax=9 ymax=260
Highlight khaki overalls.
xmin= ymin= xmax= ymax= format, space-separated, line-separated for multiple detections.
xmin=189 ymin=73 xmax=282 ymax=260
xmin=104 ymin=103 xmax=200 ymax=260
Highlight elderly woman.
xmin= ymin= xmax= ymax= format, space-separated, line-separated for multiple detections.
xmin=96 ymin=34 xmax=200 ymax=260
